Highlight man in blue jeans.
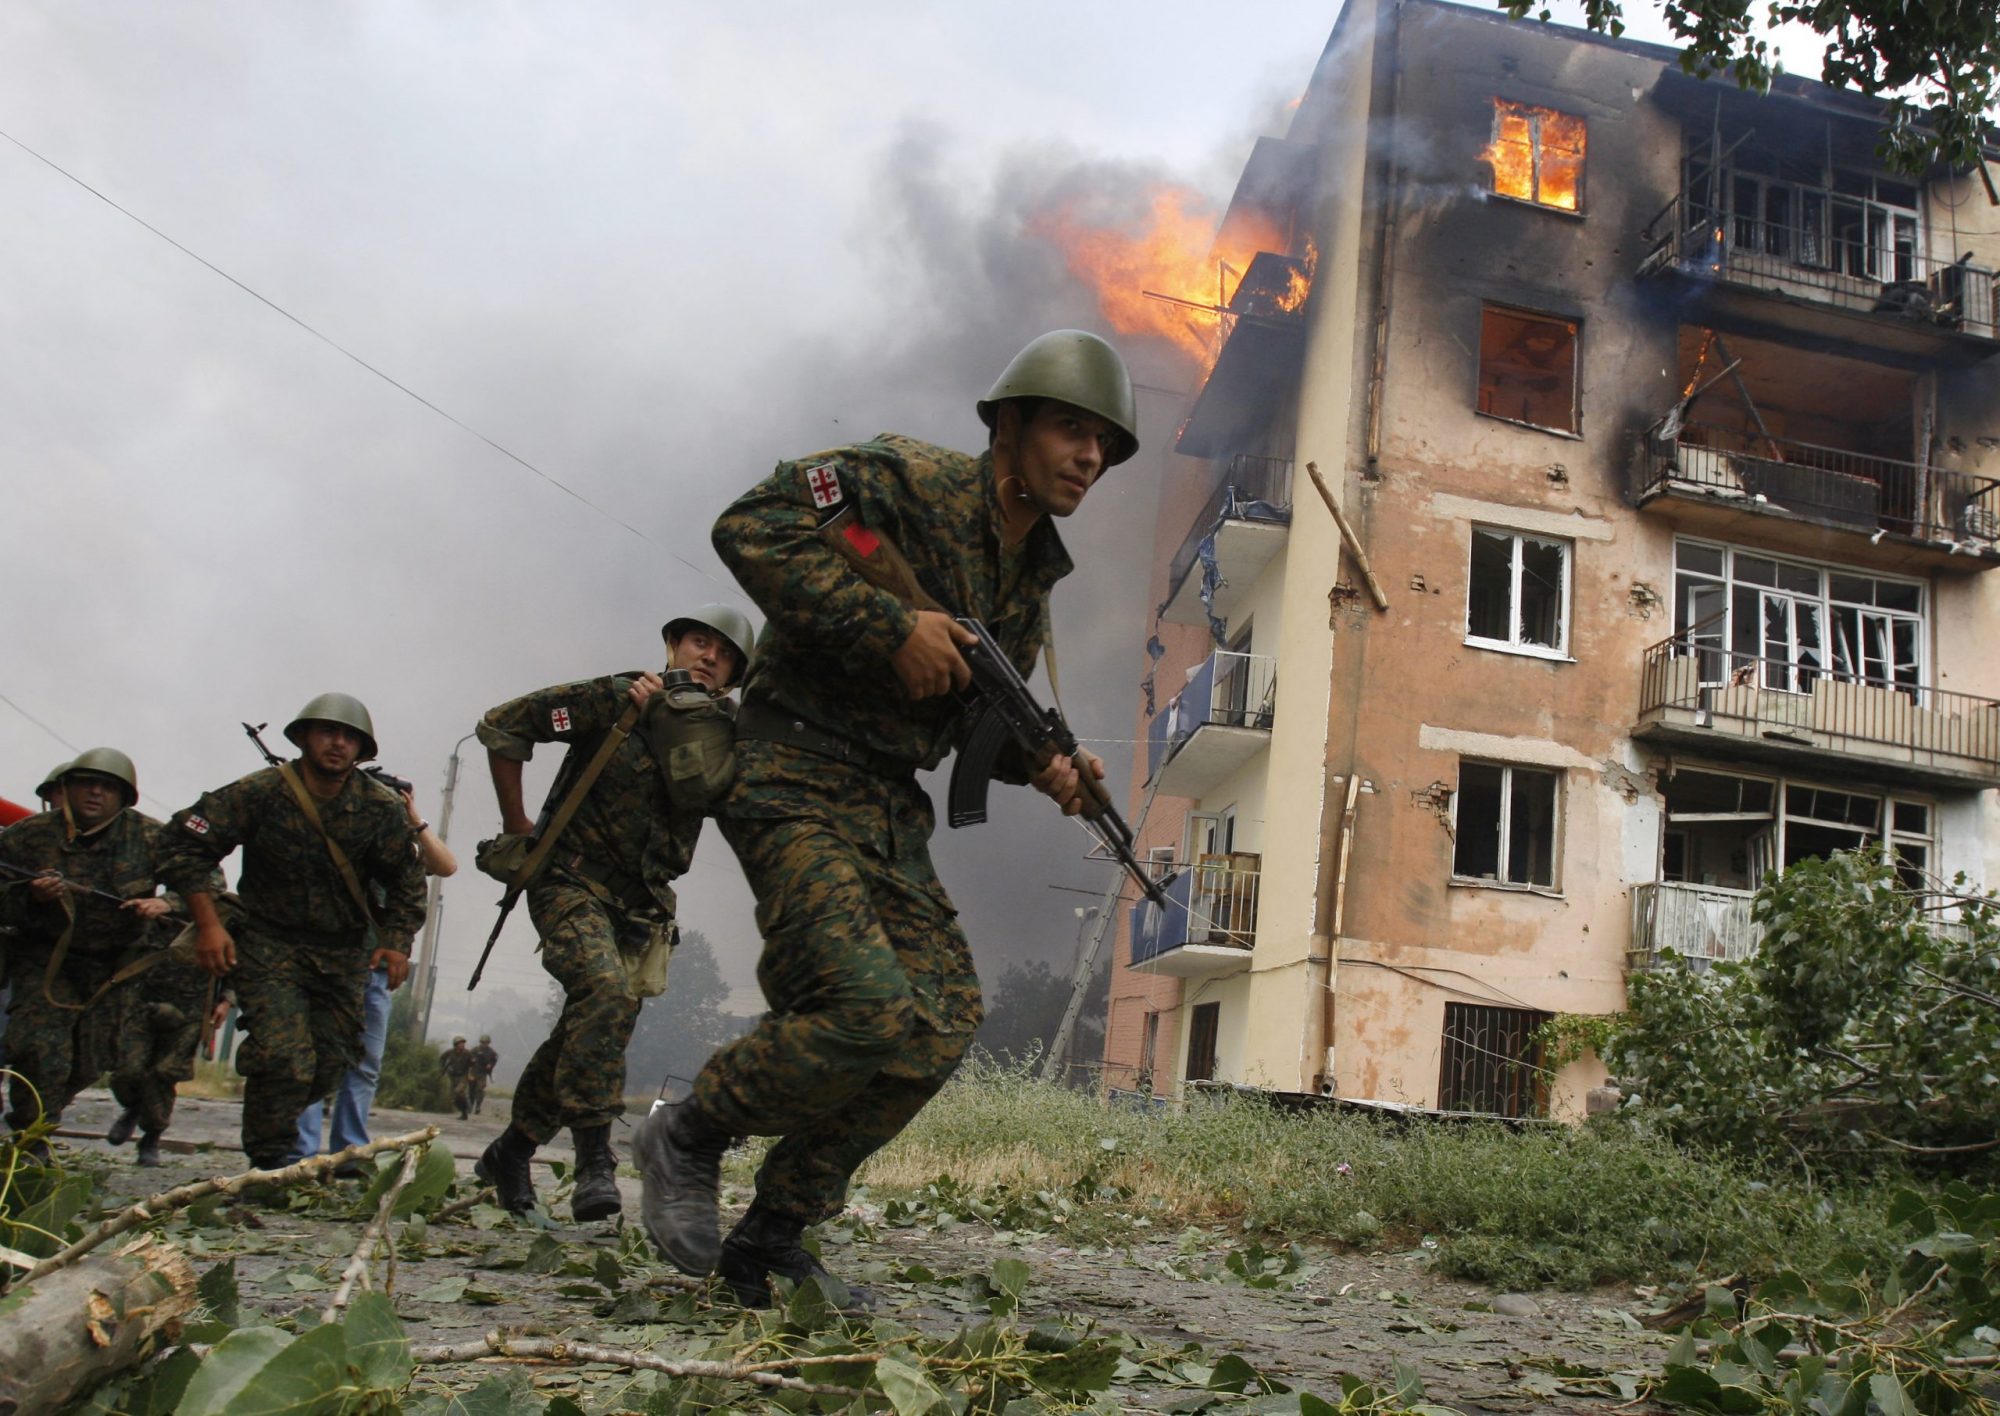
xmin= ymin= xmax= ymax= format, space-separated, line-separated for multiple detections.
xmin=293 ymin=789 xmax=455 ymax=1171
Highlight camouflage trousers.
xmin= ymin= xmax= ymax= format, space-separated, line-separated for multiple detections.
xmin=510 ymin=881 xmax=657 ymax=1143
xmin=109 ymin=983 xmax=210 ymax=1136
xmin=700 ymin=780 xmax=982 ymax=1223
xmin=231 ymin=925 xmax=370 ymax=1165
xmin=2 ymin=948 xmax=121 ymax=1131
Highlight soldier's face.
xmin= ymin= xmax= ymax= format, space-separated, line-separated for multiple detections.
xmin=63 ymin=773 xmax=125 ymax=827
xmin=301 ymin=722 xmax=364 ymax=778
xmin=1011 ymin=401 xmax=1112 ymax=518
xmin=669 ymin=627 xmax=742 ymax=691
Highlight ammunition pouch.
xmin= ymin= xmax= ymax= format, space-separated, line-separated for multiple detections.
xmin=622 ymin=921 xmax=675 ymax=999
xmin=475 ymin=833 xmax=537 ymax=885
xmin=644 ymin=688 xmax=737 ymax=811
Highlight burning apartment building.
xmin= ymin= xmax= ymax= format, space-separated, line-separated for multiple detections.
xmin=1097 ymin=0 xmax=2000 ymax=1116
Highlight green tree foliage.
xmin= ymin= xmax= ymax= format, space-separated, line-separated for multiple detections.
xmin=974 ymin=957 xmax=1107 ymax=1074
xmin=376 ymin=988 xmax=452 ymax=1112
xmin=624 ymin=929 xmax=752 ymax=1097
xmin=1611 ymin=851 xmax=2000 ymax=1167
xmin=1501 ymin=0 xmax=2000 ymax=174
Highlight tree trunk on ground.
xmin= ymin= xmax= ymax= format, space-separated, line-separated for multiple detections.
xmin=0 ymin=1235 xmax=196 ymax=1414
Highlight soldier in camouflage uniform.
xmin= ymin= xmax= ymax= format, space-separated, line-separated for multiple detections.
xmin=0 ymin=749 xmax=217 ymax=1156
xmin=473 ymin=606 xmax=748 ymax=1223
xmin=636 ymin=330 xmax=1139 ymax=1304
xmin=470 ymin=1034 xmax=498 ymax=1114
xmin=158 ymin=693 xmax=426 ymax=1168
xmin=441 ymin=1036 xmax=477 ymax=1118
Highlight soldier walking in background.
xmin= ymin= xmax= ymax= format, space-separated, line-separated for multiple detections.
xmin=441 ymin=1036 xmax=477 ymax=1119
xmin=636 ymin=331 xmax=1137 ymax=1304
xmin=158 ymin=694 xmax=426 ymax=1169
xmin=472 ymin=604 xmax=748 ymax=1223
xmin=0 ymin=749 xmax=212 ymax=1159
xmin=470 ymin=1034 xmax=498 ymax=1114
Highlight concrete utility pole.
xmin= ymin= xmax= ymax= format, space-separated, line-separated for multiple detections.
xmin=410 ymin=731 xmax=475 ymax=1042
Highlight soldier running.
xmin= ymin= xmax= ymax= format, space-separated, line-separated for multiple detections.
xmin=441 ymin=1036 xmax=477 ymax=1119
xmin=636 ymin=330 xmax=1138 ymax=1304
xmin=470 ymin=1034 xmax=498 ymax=1114
xmin=158 ymin=694 xmax=427 ymax=1169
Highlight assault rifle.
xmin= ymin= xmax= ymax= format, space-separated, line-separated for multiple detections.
xmin=948 ymin=619 xmax=1167 ymax=909
xmin=0 ymin=856 xmax=160 ymax=912
xmin=465 ymin=771 xmax=564 ymax=992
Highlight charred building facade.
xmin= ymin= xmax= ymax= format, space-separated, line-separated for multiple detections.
xmin=1100 ymin=0 xmax=2000 ymax=1115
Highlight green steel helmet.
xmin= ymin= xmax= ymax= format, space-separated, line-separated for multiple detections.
xmin=62 ymin=747 xmax=139 ymax=806
xmin=661 ymin=602 xmax=754 ymax=687
xmin=479 ymin=1034 xmax=491 ymax=1044
xmin=36 ymin=760 xmax=71 ymax=803
xmin=284 ymin=692 xmax=379 ymax=761
xmin=976 ymin=329 xmax=1140 ymax=468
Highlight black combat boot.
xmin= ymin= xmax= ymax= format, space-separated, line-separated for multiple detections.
xmin=475 ymin=1124 xmax=539 ymax=1215
xmin=634 ymin=1099 xmax=732 ymax=1275
xmin=106 ymin=1108 xmax=139 ymax=1146
xmin=135 ymin=1131 xmax=163 ymax=1167
xmin=569 ymin=1124 xmax=622 ymax=1223
xmin=720 ymin=1201 xmax=877 ymax=1311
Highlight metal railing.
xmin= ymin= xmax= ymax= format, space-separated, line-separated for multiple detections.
xmin=1635 ymin=419 xmax=2000 ymax=547
xmin=1642 ymin=191 xmax=2000 ymax=339
xmin=1638 ymin=628 xmax=2000 ymax=775
xmin=1630 ymin=878 xmax=1977 ymax=970
xmin=1164 ymin=455 xmax=1294 ymax=612
xmin=1147 ymin=650 xmax=1278 ymax=783
xmin=1129 ymin=855 xmax=1261 ymax=966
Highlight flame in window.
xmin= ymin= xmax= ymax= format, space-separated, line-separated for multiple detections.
xmin=1482 ymin=99 xmax=1585 ymax=212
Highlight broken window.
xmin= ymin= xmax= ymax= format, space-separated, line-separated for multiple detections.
xmin=1478 ymin=306 xmax=1579 ymax=434
xmin=1438 ymin=1003 xmax=1551 ymax=1117
xmin=1453 ymin=762 xmax=1560 ymax=888
xmin=1483 ymin=99 xmax=1585 ymax=212
xmin=1186 ymin=1002 xmax=1220 ymax=1083
xmin=1467 ymin=526 xmax=1571 ymax=655
xmin=1657 ymin=767 xmax=1934 ymax=887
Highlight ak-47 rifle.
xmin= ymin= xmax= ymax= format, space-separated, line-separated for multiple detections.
xmin=947 ymin=619 xmax=1167 ymax=910
xmin=0 ymin=856 xmax=161 ymax=912
xmin=465 ymin=764 xmax=567 ymax=992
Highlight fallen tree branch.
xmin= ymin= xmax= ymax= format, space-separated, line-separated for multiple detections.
xmin=0 ymin=1235 xmax=197 ymax=1412
xmin=410 ymin=1331 xmax=868 ymax=1396
xmin=325 ymin=1146 xmax=423 ymax=1323
xmin=18 ymin=1126 xmax=441 ymax=1285
xmin=431 ymin=1185 xmax=495 ymax=1223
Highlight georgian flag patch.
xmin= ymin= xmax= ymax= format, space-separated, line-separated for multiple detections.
xmin=185 ymin=815 xmax=211 ymax=835
xmin=551 ymin=707 xmax=572 ymax=732
xmin=805 ymin=462 xmax=843 ymax=510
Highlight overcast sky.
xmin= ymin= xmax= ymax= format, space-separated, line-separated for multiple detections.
xmin=0 ymin=1 xmax=1828 ymax=1038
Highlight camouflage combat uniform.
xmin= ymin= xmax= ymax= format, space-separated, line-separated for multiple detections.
xmin=477 ymin=677 xmax=732 ymax=1143
xmin=440 ymin=1044 xmax=477 ymax=1116
xmin=157 ymin=768 xmax=425 ymax=1165
xmin=700 ymin=433 xmax=1065 ymax=1221
xmin=0 ymin=808 xmax=212 ymax=1131
xmin=109 ymin=947 xmax=219 ymax=1136
xmin=470 ymin=1040 xmax=498 ymax=1112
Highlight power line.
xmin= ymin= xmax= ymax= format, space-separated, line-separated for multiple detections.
xmin=0 ymin=124 xmax=729 ymax=595
xmin=0 ymin=690 xmax=177 ymax=814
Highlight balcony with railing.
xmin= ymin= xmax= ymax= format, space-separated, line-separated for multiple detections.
xmin=1630 ymin=879 xmax=1977 ymax=971
xmin=1176 ymin=250 xmax=1312 ymax=459
xmin=1147 ymin=650 xmax=1277 ymax=799
xmin=1638 ymin=192 xmax=2000 ymax=364
xmin=1129 ymin=853 xmax=1261 ymax=977
xmin=1634 ymin=418 xmax=2000 ymax=572
xmin=1159 ymin=455 xmax=1294 ymax=628
xmin=1635 ymin=627 xmax=2000 ymax=788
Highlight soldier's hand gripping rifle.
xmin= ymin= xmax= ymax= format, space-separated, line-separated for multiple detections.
xmin=0 ymin=857 xmax=162 ymax=912
xmin=948 ymin=619 xmax=1168 ymax=909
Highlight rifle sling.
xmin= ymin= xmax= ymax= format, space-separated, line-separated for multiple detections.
xmin=508 ymin=698 xmax=643 ymax=894
xmin=276 ymin=763 xmax=377 ymax=927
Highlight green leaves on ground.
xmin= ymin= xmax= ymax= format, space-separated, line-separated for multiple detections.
xmin=169 ymin=1293 xmax=412 ymax=1414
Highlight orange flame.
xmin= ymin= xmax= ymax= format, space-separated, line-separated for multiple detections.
xmin=1029 ymin=186 xmax=1304 ymax=365
xmin=1481 ymin=99 xmax=1584 ymax=212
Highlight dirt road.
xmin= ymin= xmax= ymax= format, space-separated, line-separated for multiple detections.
xmin=55 ymin=1088 xmax=1671 ymax=1412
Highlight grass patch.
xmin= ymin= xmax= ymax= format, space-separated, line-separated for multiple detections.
xmin=855 ymin=1058 xmax=1918 ymax=1291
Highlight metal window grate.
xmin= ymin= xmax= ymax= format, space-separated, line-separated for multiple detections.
xmin=1437 ymin=1003 xmax=1551 ymax=1117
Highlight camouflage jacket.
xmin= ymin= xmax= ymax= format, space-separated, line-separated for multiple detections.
xmin=440 ymin=1047 xmax=477 ymax=1080
xmin=478 ymin=674 xmax=730 ymax=920
xmin=0 ymin=808 xmax=218 ymax=960
xmin=157 ymin=766 xmax=427 ymax=952
xmin=472 ymin=1043 xmax=498 ymax=1075
xmin=712 ymin=434 xmax=1071 ymax=791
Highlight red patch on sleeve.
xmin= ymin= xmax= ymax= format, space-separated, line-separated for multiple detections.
xmin=843 ymin=523 xmax=881 ymax=557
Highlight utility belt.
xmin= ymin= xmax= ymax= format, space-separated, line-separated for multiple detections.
xmin=736 ymin=701 xmax=913 ymax=780
xmin=553 ymin=853 xmax=658 ymax=917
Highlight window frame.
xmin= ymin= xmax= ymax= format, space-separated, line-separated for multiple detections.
xmin=1437 ymin=1002 xmax=1553 ymax=1117
xmin=1465 ymin=523 xmax=1574 ymax=660
xmin=1476 ymin=304 xmax=1583 ymax=438
xmin=1485 ymin=99 xmax=1588 ymax=216
xmin=1450 ymin=759 xmax=1565 ymax=893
